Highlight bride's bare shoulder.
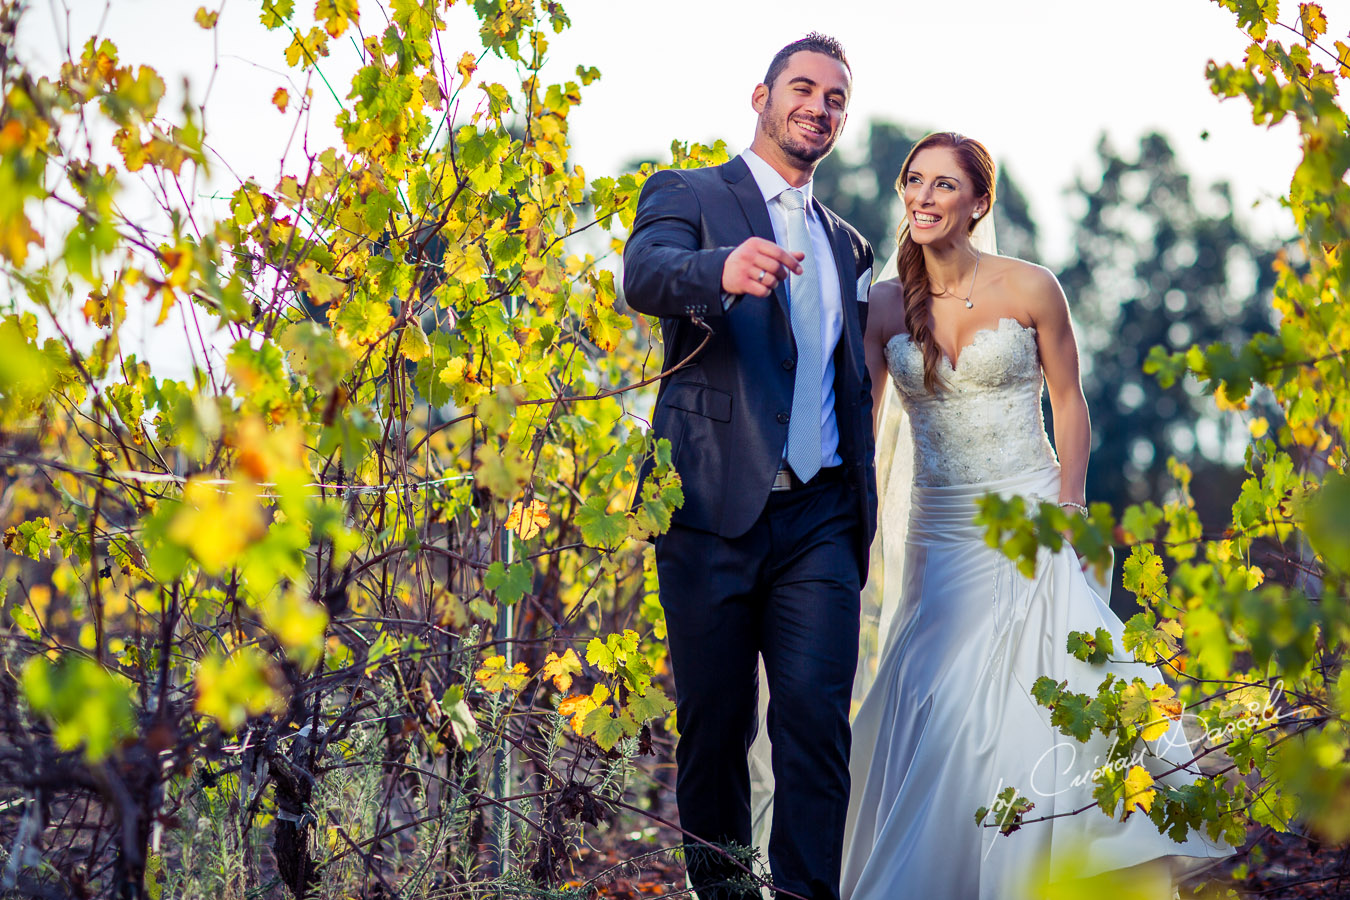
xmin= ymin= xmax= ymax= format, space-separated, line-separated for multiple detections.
xmin=866 ymin=278 xmax=908 ymax=338
xmin=870 ymin=277 xmax=904 ymax=305
xmin=984 ymin=254 xmax=1058 ymax=294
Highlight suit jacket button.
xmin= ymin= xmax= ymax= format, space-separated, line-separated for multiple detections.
xmin=776 ymin=411 xmax=790 ymax=424
xmin=782 ymin=358 xmax=795 ymax=371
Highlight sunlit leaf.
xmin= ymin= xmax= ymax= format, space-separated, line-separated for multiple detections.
xmin=195 ymin=646 xmax=283 ymax=731
xmin=22 ymin=656 xmax=135 ymax=762
xmin=474 ymin=654 xmax=529 ymax=693
xmin=504 ymin=497 xmax=549 ymax=540
xmin=541 ymin=648 xmax=582 ymax=693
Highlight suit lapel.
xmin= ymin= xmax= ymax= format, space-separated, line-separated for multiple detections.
xmin=724 ymin=158 xmax=790 ymax=317
xmin=816 ymin=202 xmax=865 ymax=383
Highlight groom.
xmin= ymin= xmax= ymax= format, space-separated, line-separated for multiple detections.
xmin=623 ymin=33 xmax=877 ymax=900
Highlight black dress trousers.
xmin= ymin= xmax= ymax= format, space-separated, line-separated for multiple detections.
xmin=657 ymin=469 xmax=861 ymax=900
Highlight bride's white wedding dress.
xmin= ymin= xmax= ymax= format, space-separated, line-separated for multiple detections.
xmin=840 ymin=317 xmax=1234 ymax=899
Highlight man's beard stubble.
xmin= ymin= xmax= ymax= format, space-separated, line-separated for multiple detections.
xmin=761 ymin=97 xmax=836 ymax=166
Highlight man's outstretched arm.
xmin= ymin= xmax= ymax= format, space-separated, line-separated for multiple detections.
xmin=623 ymin=169 xmax=801 ymax=320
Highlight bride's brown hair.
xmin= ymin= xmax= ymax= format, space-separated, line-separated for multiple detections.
xmin=895 ymin=132 xmax=996 ymax=392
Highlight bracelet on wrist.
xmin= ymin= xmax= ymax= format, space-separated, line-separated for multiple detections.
xmin=1057 ymin=501 xmax=1089 ymax=516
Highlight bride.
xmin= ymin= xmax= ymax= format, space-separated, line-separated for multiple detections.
xmin=840 ymin=132 xmax=1235 ymax=898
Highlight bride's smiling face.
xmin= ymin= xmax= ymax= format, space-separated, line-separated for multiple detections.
xmin=902 ymin=147 xmax=989 ymax=246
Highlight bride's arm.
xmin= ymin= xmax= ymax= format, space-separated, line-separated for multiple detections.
xmin=863 ymin=280 xmax=905 ymax=431
xmin=1026 ymin=268 xmax=1091 ymax=507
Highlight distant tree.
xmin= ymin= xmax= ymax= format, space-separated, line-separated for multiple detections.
xmin=1055 ymin=132 xmax=1283 ymax=514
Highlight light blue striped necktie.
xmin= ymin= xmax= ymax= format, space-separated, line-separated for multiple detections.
xmin=780 ymin=188 xmax=822 ymax=483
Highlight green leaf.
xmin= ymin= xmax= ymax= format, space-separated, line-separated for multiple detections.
xmin=1122 ymin=544 xmax=1166 ymax=598
xmin=585 ymin=635 xmax=616 ymax=672
xmin=576 ymin=496 xmax=628 ymax=548
xmin=259 ymin=0 xmax=295 ymax=28
xmin=1184 ymin=605 xmax=1233 ymax=677
xmin=1048 ymin=691 xmax=1101 ymax=742
xmin=9 ymin=604 xmax=39 ymax=640
xmin=3 ymin=517 xmax=53 ymax=560
xmin=1122 ymin=611 xmax=1182 ymax=665
xmin=625 ymin=684 xmax=674 ymax=724
xmin=1305 ymin=473 xmax=1350 ymax=573
xmin=1066 ymin=627 xmax=1115 ymax=665
xmin=23 ymin=655 xmax=136 ymax=761
xmin=1031 ymin=676 xmax=1063 ymax=708
xmin=582 ymin=705 xmax=639 ymax=751
xmin=1120 ymin=502 xmax=1163 ymax=543
xmin=441 ymin=685 xmax=480 ymax=752
xmin=469 ymin=597 xmax=498 ymax=624
xmin=195 ymin=647 xmax=283 ymax=731
xmin=484 ymin=560 xmax=531 ymax=605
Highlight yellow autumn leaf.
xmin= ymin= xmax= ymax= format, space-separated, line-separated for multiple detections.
xmin=1299 ymin=2 xmax=1327 ymax=41
xmin=505 ymin=497 xmax=549 ymax=540
xmin=0 ymin=213 xmax=42 ymax=265
xmin=420 ymin=72 xmax=444 ymax=110
xmin=315 ymin=0 xmax=358 ymax=38
xmin=194 ymin=646 xmax=283 ymax=731
xmin=474 ymin=654 xmax=529 ymax=693
xmin=193 ymin=6 xmax=219 ymax=28
xmin=260 ymin=591 xmax=329 ymax=670
xmin=159 ymin=244 xmax=194 ymax=290
xmin=284 ymin=26 xmax=329 ymax=68
xmin=1213 ymin=383 xmax=1248 ymax=411
xmin=166 ymin=478 xmax=267 ymax=575
xmin=397 ymin=321 xmax=430 ymax=361
xmin=83 ymin=283 xmax=126 ymax=328
xmin=1335 ymin=41 xmax=1350 ymax=77
xmin=557 ymin=693 xmax=597 ymax=735
xmin=1291 ymin=422 xmax=1332 ymax=450
xmin=297 ymin=259 xmax=345 ymax=305
xmin=473 ymin=443 xmax=530 ymax=499
xmin=456 ymin=51 xmax=477 ymax=86
xmin=228 ymin=416 xmax=305 ymax=482
xmin=1121 ymin=680 xmax=1182 ymax=742
xmin=272 ymin=87 xmax=290 ymax=112
xmin=541 ymin=647 xmax=582 ymax=692
xmin=1121 ymin=765 xmax=1155 ymax=817
xmin=557 ymin=683 xmax=610 ymax=735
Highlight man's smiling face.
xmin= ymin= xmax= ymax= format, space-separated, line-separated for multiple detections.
xmin=753 ymin=50 xmax=850 ymax=168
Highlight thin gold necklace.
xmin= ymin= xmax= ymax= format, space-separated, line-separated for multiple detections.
xmin=930 ymin=249 xmax=982 ymax=310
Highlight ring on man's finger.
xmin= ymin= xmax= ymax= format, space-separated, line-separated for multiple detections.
xmin=756 ymin=269 xmax=767 ymax=283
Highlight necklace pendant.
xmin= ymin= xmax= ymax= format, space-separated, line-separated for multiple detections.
xmin=964 ymin=299 xmax=974 ymax=309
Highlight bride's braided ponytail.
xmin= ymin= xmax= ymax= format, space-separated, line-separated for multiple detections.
xmin=893 ymin=132 xmax=996 ymax=393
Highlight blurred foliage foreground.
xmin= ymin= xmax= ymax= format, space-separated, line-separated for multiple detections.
xmin=973 ymin=2 xmax=1350 ymax=896
xmin=0 ymin=0 xmax=709 ymax=895
xmin=1 ymin=0 xmax=1350 ymax=897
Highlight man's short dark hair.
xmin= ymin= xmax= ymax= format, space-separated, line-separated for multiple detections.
xmin=763 ymin=33 xmax=851 ymax=90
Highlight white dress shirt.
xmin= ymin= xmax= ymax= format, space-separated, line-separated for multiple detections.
xmin=740 ymin=148 xmax=843 ymax=471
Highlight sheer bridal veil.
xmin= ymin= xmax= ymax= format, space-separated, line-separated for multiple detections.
xmin=745 ymin=213 xmax=1000 ymax=873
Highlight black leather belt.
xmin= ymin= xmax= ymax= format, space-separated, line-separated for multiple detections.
xmin=771 ymin=464 xmax=845 ymax=491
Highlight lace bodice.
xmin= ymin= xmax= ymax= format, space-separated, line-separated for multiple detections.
xmin=884 ymin=317 xmax=1058 ymax=487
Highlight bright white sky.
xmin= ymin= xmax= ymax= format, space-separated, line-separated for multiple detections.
xmin=20 ymin=0 xmax=1315 ymax=267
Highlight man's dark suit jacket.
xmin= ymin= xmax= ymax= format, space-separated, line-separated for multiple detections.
xmin=623 ymin=155 xmax=878 ymax=570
